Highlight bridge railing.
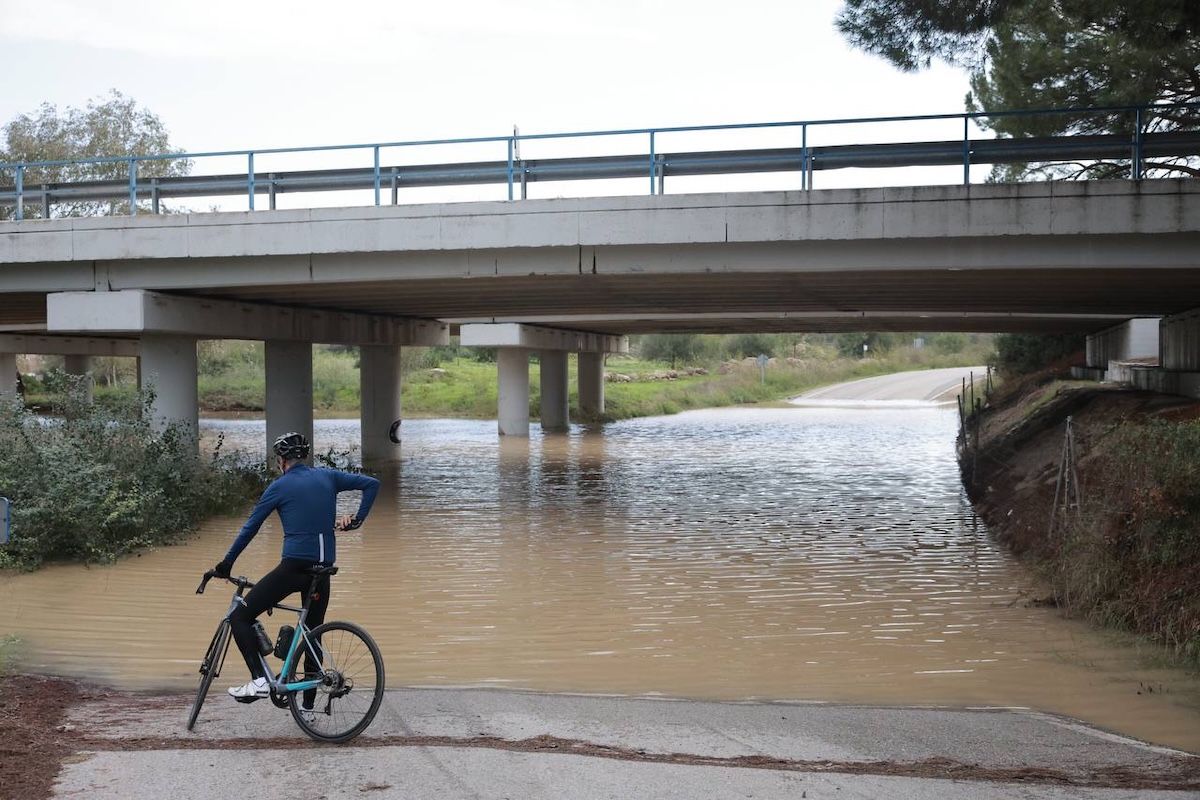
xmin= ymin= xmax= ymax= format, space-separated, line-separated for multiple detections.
xmin=0 ymin=102 xmax=1197 ymax=221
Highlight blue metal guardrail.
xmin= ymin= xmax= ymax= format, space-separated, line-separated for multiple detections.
xmin=0 ymin=496 xmax=9 ymax=545
xmin=0 ymin=102 xmax=1196 ymax=220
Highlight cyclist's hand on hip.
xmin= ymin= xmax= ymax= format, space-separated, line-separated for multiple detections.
xmin=213 ymin=559 xmax=232 ymax=578
xmin=337 ymin=515 xmax=362 ymax=532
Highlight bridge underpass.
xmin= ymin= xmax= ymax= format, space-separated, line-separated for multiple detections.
xmin=1 ymin=180 xmax=1199 ymax=446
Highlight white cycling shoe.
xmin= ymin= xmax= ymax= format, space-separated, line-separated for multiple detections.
xmin=227 ymin=676 xmax=270 ymax=703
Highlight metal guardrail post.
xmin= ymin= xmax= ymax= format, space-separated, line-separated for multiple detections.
xmin=648 ymin=131 xmax=656 ymax=195
xmin=373 ymin=146 xmax=381 ymax=206
xmin=41 ymin=186 xmax=50 ymax=218
xmin=247 ymin=152 xmax=256 ymax=210
xmin=506 ymin=138 xmax=514 ymax=201
xmin=151 ymin=179 xmax=161 ymax=214
xmin=128 ymin=158 xmax=138 ymax=215
xmin=801 ymin=124 xmax=809 ymax=191
xmin=14 ymin=165 xmax=23 ymax=221
xmin=962 ymin=115 xmax=970 ymax=185
xmin=390 ymin=168 xmax=399 ymax=204
xmin=1132 ymin=106 xmax=1144 ymax=180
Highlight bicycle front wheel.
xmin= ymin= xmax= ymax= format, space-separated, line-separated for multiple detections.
xmin=287 ymin=621 xmax=385 ymax=743
xmin=187 ymin=619 xmax=231 ymax=731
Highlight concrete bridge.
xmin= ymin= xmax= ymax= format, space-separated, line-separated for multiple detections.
xmin=2 ymin=179 xmax=1199 ymax=450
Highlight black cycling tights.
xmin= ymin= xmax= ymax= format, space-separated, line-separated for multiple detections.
xmin=230 ymin=558 xmax=330 ymax=692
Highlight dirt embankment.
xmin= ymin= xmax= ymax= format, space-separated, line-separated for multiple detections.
xmin=0 ymin=675 xmax=83 ymax=800
xmin=961 ymin=371 xmax=1200 ymax=658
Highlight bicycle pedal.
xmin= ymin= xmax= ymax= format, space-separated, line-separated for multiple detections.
xmin=233 ymin=695 xmax=261 ymax=705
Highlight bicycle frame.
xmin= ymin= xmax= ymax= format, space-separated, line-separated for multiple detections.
xmin=206 ymin=573 xmax=326 ymax=695
xmin=248 ymin=598 xmax=323 ymax=694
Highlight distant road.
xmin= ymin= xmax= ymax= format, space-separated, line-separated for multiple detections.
xmin=794 ymin=366 xmax=988 ymax=404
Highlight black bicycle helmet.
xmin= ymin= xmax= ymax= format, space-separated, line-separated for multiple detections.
xmin=272 ymin=431 xmax=310 ymax=460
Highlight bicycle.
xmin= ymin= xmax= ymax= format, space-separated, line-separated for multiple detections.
xmin=187 ymin=564 xmax=385 ymax=743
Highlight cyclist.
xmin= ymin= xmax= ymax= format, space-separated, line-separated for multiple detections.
xmin=213 ymin=431 xmax=380 ymax=702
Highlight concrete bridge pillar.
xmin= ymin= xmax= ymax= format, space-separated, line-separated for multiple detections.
xmin=538 ymin=350 xmax=569 ymax=433
xmin=265 ymin=340 xmax=314 ymax=463
xmin=139 ymin=334 xmax=198 ymax=443
xmin=360 ymin=344 xmax=403 ymax=463
xmin=578 ymin=352 xmax=605 ymax=418
xmin=63 ymin=354 xmax=94 ymax=403
xmin=497 ymin=348 xmax=531 ymax=437
xmin=462 ymin=324 xmax=625 ymax=437
xmin=0 ymin=352 xmax=16 ymax=398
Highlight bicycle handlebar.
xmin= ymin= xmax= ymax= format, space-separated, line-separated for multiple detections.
xmin=195 ymin=570 xmax=255 ymax=595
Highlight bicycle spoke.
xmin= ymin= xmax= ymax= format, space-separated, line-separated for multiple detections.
xmin=287 ymin=621 xmax=384 ymax=743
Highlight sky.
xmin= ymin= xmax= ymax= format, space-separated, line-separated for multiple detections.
xmin=0 ymin=0 xmax=986 ymax=202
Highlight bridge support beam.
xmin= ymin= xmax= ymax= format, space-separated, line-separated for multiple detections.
xmin=0 ymin=352 xmax=16 ymax=398
xmin=578 ymin=352 xmax=605 ymax=419
xmin=265 ymin=340 xmax=314 ymax=463
xmin=538 ymin=350 xmax=569 ymax=433
xmin=139 ymin=334 xmax=198 ymax=443
xmin=497 ymin=348 xmax=531 ymax=437
xmin=360 ymin=344 xmax=403 ymax=463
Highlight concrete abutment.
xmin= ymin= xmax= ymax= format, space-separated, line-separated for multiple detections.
xmin=1077 ymin=310 xmax=1200 ymax=398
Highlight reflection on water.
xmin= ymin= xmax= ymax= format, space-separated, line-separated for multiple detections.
xmin=2 ymin=407 xmax=1199 ymax=752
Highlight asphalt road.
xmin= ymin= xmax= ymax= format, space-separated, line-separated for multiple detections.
xmin=54 ymin=687 xmax=1199 ymax=799
xmin=794 ymin=365 xmax=989 ymax=404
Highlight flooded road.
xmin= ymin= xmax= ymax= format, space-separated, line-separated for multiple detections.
xmin=3 ymin=402 xmax=1199 ymax=752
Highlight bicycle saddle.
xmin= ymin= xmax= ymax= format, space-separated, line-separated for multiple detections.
xmin=304 ymin=565 xmax=339 ymax=576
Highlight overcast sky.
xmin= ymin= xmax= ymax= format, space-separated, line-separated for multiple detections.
xmin=0 ymin=0 xmax=984 ymax=200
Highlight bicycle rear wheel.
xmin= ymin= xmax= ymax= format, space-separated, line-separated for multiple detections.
xmin=287 ymin=621 xmax=385 ymax=743
xmin=187 ymin=620 xmax=231 ymax=731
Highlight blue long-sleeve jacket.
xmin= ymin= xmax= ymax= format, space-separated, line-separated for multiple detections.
xmin=224 ymin=465 xmax=380 ymax=566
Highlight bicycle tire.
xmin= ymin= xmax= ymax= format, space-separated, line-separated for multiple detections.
xmin=286 ymin=620 xmax=385 ymax=744
xmin=187 ymin=619 xmax=231 ymax=731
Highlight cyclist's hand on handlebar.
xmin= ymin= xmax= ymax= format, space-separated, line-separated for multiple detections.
xmin=213 ymin=559 xmax=232 ymax=578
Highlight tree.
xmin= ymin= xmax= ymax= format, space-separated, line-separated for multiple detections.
xmin=992 ymin=332 xmax=1085 ymax=374
xmin=639 ymin=333 xmax=704 ymax=367
xmin=837 ymin=0 xmax=1019 ymax=71
xmin=724 ymin=333 xmax=777 ymax=360
xmin=835 ymin=332 xmax=897 ymax=357
xmin=1 ymin=90 xmax=191 ymax=219
xmin=837 ymin=1 xmax=1200 ymax=179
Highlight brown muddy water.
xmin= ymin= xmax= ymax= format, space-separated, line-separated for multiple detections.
xmin=2 ymin=406 xmax=1199 ymax=752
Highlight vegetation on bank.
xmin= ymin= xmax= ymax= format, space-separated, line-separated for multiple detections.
xmin=963 ymin=366 xmax=1200 ymax=669
xmin=1056 ymin=418 xmax=1200 ymax=665
xmin=0 ymin=376 xmax=266 ymax=571
xmin=21 ymin=333 xmax=994 ymax=421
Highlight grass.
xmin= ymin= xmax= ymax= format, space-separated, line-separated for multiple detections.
xmin=1049 ymin=419 xmax=1200 ymax=667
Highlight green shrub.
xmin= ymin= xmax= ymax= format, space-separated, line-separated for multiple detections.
xmin=1052 ymin=419 xmax=1200 ymax=665
xmin=0 ymin=376 xmax=266 ymax=570
xmin=993 ymin=333 xmax=1085 ymax=375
